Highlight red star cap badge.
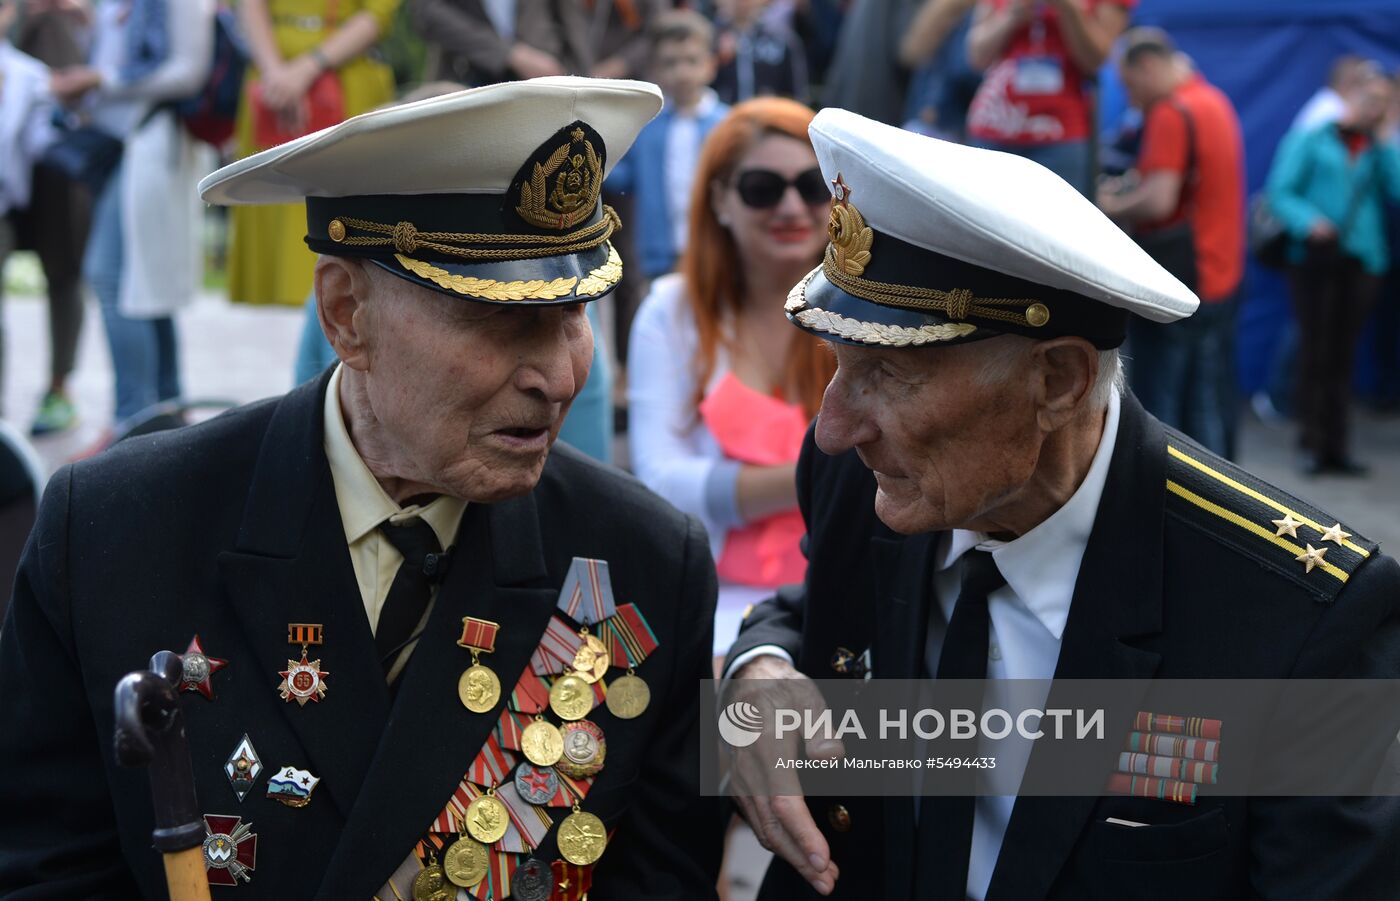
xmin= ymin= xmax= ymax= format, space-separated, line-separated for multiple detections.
xmin=179 ymin=635 xmax=229 ymax=701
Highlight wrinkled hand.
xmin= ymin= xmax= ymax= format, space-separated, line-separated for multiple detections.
xmin=507 ymin=43 xmax=564 ymax=80
xmin=49 ymin=66 xmax=102 ymax=104
xmin=727 ymin=654 xmax=843 ymax=896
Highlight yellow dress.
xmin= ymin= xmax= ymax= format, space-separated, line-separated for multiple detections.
xmin=227 ymin=0 xmax=399 ymax=306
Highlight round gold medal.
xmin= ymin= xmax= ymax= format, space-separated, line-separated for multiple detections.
xmin=570 ymin=633 xmax=611 ymax=683
xmin=604 ymin=671 xmax=650 ymax=720
xmin=458 ymin=663 xmax=501 ymax=713
xmin=465 ymin=793 xmax=510 ymax=844
xmin=557 ymin=808 xmax=608 ymax=866
xmin=521 ymin=717 xmax=564 ymax=767
xmin=412 ymin=859 xmax=454 ymax=901
xmin=442 ymin=836 xmax=489 ymax=888
xmin=549 ymin=673 xmax=594 ymax=721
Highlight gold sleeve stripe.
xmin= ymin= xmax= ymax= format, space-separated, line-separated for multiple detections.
xmin=1167 ymin=479 xmax=1350 ymax=584
xmin=1166 ymin=445 xmax=1370 ymax=559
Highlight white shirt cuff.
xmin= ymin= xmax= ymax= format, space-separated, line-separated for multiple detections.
xmin=721 ymin=644 xmax=794 ymax=683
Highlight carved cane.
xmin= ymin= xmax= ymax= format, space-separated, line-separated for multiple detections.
xmin=114 ymin=650 xmax=212 ymax=901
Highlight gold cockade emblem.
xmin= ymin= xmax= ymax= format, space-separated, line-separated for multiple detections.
xmin=827 ymin=173 xmax=873 ymax=277
xmin=517 ymin=127 xmax=603 ymax=231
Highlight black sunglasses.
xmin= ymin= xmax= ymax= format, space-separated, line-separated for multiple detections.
xmin=733 ymin=167 xmax=829 ymax=209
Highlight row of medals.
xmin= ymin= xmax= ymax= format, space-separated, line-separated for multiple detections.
xmin=416 ymin=628 xmax=650 ymax=899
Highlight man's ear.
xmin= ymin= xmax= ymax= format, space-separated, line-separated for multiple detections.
xmin=1029 ymin=337 xmax=1099 ymax=432
xmin=314 ymin=256 xmax=375 ymax=371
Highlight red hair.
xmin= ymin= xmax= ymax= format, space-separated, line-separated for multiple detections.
xmin=677 ymin=97 xmax=835 ymax=418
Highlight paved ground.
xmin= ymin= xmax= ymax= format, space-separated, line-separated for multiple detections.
xmin=3 ymin=282 xmax=1397 ymax=550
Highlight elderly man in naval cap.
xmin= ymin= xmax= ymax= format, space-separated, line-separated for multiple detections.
xmin=0 ymin=78 xmax=723 ymax=900
xmin=723 ymin=109 xmax=1400 ymax=901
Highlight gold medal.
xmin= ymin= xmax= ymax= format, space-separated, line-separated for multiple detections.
xmin=456 ymin=617 xmax=502 ymax=714
xmin=604 ymin=668 xmax=650 ymax=720
xmin=412 ymin=853 xmax=454 ymax=901
xmin=521 ymin=715 xmax=564 ymax=767
xmin=556 ymin=720 xmax=607 ymax=779
xmin=570 ymin=629 xmax=610 ymax=684
xmin=550 ymin=672 xmax=594 ymax=721
xmin=442 ymin=836 xmax=488 ymax=888
xmin=557 ymin=804 xmax=607 ymax=866
xmin=457 ymin=663 xmax=501 ymax=713
xmin=465 ymin=788 xmax=510 ymax=844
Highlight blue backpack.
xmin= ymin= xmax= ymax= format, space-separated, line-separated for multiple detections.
xmin=175 ymin=5 xmax=247 ymax=148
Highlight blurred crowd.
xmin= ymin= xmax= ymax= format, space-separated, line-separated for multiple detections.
xmin=2 ymin=0 xmax=1399 ymax=610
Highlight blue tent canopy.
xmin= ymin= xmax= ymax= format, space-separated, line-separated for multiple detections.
xmin=1110 ymin=0 xmax=1400 ymax=392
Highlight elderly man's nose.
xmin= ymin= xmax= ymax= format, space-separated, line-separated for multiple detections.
xmin=815 ymin=381 xmax=875 ymax=455
xmin=515 ymin=317 xmax=583 ymax=401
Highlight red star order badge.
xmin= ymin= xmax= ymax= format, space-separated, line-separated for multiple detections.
xmin=179 ymin=635 xmax=228 ymax=701
xmin=202 ymin=814 xmax=257 ymax=886
xmin=278 ymin=652 xmax=329 ymax=706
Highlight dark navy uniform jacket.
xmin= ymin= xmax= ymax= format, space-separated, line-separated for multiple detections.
xmin=0 ymin=370 xmax=724 ymax=900
xmin=727 ymin=392 xmax=1400 ymax=901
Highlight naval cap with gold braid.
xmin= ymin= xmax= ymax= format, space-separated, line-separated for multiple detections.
xmin=786 ymin=109 xmax=1200 ymax=349
xmin=198 ymin=77 xmax=663 ymax=304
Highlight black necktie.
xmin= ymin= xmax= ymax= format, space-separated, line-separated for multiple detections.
xmin=914 ymin=550 xmax=1006 ymax=900
xmin=375 ymin=517 xmax=451 ymax=677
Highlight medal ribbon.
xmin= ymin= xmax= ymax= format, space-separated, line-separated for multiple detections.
xmin=510 ymin=667 xmax=551 ymax=714
xmin=551 ymin=771 xmax=593 ymax=807
xmin=598 ymin=603 xmax=659 ymax=668
xmin=530 ymin=615 xmax=585 ymax=675
xmin=487 ymin=850 xmax=524 ymax=900
xmin=459 ymin=616 xmax=501 ymax=653
xmin=430 ymin=780 xmax=484 ymax=834
xmin=465 ymin=734 xmax=515 ymax=788
xmin=552 ymin=860 xmax=594 ymax=901
xmin=1133 ymin=711 xmax=1222 ymax=740
xmin=496 ymin=708 xmax=528 ymax=750
xmin=556 ymin=557 xmax=617 ymax=625
xmin=494 ymin=782 xmax=553 ymax=852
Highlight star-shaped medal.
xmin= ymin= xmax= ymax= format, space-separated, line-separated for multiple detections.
xmin=1295 ymin=544 xmax=1329 ymax=573
xmin=1319 ymin=522 xmax=1352 ymax=545
xmin=1271 ymin=513 xmax=1303 ymax=539
xmin=278 ymin=652 xmax=329 ymax=706
xmin=179 ymin=635 xmax=228 ymax=700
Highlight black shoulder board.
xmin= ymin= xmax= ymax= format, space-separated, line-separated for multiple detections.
xmin=1163 ymin=433 xmax=1378 ymax=603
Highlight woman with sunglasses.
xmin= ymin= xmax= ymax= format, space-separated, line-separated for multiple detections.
xmin=627 ymin=97 xmax=834 ymax=665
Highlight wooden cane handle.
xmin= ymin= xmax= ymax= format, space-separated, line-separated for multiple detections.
xmin=162 ymin=847 xmax=212 ymax=901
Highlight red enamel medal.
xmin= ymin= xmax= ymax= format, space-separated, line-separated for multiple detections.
xmin=178 ymin=635 xmax=228 ymax=700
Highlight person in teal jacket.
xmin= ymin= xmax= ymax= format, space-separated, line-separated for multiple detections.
xmin=1266 ymin=69 xmax=1400 ymax=475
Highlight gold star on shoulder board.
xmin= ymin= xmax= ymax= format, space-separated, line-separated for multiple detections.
xmin=1319 ymin=523 xmax=1352 ymax=545
xmin=1272 ymin=513 xmax=1303 ymax=538
xmin=1295 ymin=544 xmax=1329 ymax=573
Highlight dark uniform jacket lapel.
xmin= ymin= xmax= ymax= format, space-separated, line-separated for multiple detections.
xmin=315 ymin=495 xmax=558 ymax=901
xmin=216 ymin=371 xmax=390 ymax=821
xmin=984 ymin=393 xmax=1165 ymax=901
xmin=870 ymin=531 xmax=937 ymax=901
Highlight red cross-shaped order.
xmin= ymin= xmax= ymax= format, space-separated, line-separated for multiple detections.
xmin=202 ymin=814 xmax=257 ymax=886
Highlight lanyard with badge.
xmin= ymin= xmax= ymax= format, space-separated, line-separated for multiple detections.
xmin=1013 ymin=3 xmax=1065 ymax=96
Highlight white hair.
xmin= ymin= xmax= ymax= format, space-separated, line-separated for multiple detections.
xmin=974 ymin=336 xmax=1122 ymax=409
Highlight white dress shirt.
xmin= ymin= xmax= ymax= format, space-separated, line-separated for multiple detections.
xmin=925 ymin=389 xmax=1120 ymax=901
xmin=664 ymin=88 xmax=721 ymax=252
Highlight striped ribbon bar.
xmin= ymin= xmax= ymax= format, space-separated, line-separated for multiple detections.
xmin=599 ymin=603 xmax=660 ymax=668
xmin=1106 ymin=772 xmax=1199 ymax=805
xmin=551 ymin=861 xmax=594 ymax=901
xmin=414 ymin=830 xmax=449 ymax=860
xmin=287 ymin=623 xmax=323 ymax=646
xmin=1133 ymin=712 xmax=1222 ymax=741
xmin=1124 ymin=731 xmax=1220 ymax=762
xmin=556 ymin=557 xmax=617 ymax=626
xmin=495 ymin=782 xmax=553 ymax=853
xmin=465 ymin=735 xmax=515 ymax=788
xmin=486 ymin=850 xmax=525 ymax=901
xmin=497 ymin=708 xmax=528 ymax=751
xmin=530 ymin=615 xmax=585 ymax=675
xmin=1118 ymin=752 xmax=1219 ymax=785
xmin=552 ymin=771 xmax=594 ymax=807
xmin=429 ymin=780 xmax=483 ymax=834
xmin=510 ymin=667 xmax=550 ymax=715
xmin=459 ymin=616 xmax=500 ymax=653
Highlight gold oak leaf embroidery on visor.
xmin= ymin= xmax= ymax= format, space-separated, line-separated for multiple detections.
xmin=394 ymin=254 xmax=578 ymax=301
